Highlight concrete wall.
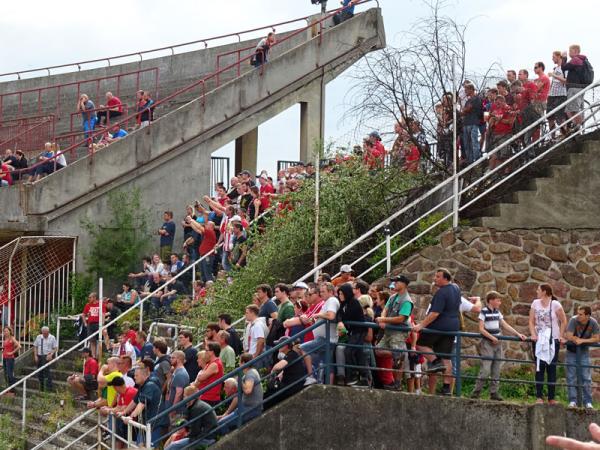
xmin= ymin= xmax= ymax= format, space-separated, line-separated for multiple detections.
xmin=385 ymin=226 xmax=600 ymax=396
xmin=0 ymin=9 xmax=385 ymax=265
xmin=0 ymin=29 xmax=310 ymax=135
xmin=481 ymin=139 xmax=600 ymax=229
xmin=214 ymin=385 xmax=600 ymax=450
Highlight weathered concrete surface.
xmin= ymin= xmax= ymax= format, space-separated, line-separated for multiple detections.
xmin=215 ymin=385 xmax=600 ymax=450
xmin=481 ymin=139 xmax=600 ymax=229
xmin=0 ymin=9 xmax=386 ymax=263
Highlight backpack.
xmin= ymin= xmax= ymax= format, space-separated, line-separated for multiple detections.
xmin=581 ymin=58 xmax=594 ymax=86
xmin=266 ymin=319 xmax=285 ymax=347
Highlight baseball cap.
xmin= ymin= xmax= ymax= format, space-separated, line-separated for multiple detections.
xmin=340 ymin=264 xmax=353 ymax=273
xmin=369 ymin=131 xmax=381 ymax=140
xmin=293 ymin=281 xmax=309 ymax=290
xmin=390 ymin=275 xmax=410 ymax=285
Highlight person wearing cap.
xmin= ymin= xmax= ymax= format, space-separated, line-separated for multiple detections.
xmin=332 ymin=265 xmax=355 ymax=287
xmin=238 ymin=170 xmax=255 ymax=187
xmin=265 ymin=336 xmax=308 ymax=408
xmin=102 ymin=376 xmax=137 ymax=447
xmin=291 ymin=281 xmax=309 ymax=302
xmin=363 ymin=131 xmax=386 ymax=169
xmin=67 ymin=348 xmax=99 ymax=400
xmin=375 ymin=275 xmax=414 ymax=390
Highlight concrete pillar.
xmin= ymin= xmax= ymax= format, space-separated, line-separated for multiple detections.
xmin=234 ymin=127 xmax=258 ymax=175
xmin=299 ymin=78 xmax=325 ymax=164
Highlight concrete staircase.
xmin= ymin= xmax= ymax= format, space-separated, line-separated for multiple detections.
xmin=463 ymin=132 xmax=600 ymax=230
xmin=0 ymin=339 xmax=96 ymax=449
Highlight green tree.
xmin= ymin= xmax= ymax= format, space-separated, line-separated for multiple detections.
xmin=81 ymin=188 xmax=151 ymax=288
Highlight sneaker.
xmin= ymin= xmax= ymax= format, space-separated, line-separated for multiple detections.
xmin=426 ymin=359 xmax=446 ymax=374
xmin=568 ymin=402 xmax=577 ymax=408
xmin=346 ymin=378 xmax=359 ymax=386
xmin=304 ymin=376 xmax=318 ymax=386
xmin=470 ymin=390 xmax=481 ymax=399
xmin=586 ymin=403 xmax=594 ymax=410
xmin=535 ymin=398 xmax=544 ymax=405
xmin=353 ymin=379 xmax=370 ymax=388
xmin=490 ymin=393 xmax=504 ymax=401
xmin=382 ymin=383 xmax=398 ymax=391
xmin=440 ymin=385 xmax=451 ymax=396
xmin=415 ymin=388 xmax=422 ymax=395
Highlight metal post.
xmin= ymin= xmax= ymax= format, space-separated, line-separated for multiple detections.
xmin=313 ymin=148 xmax=320 ymax=283
xmin=454 ymin=333 xmax=462 ymax=397
xmin=384 ymin=222 xmax=391 ymax=274
xmin=451 ymin=55 xmax=459 ymax=228
xmin=110 ymin=413 xmax=116 ymax=449
xmin=56 ymin=318 xmax=61 ymax=356
xmin=324 ymin=321 xmax=331 ymax=385
xmin=145 ymin=423 xmax=152 ymax=449
xmin=127 ymin=423 xmax=133 ymax=447
xmin=138 ymin=300 xmax=143 ymax=332
xmin=576 ymin=345 xmax=583 ymax=406
xmin=236 ymin=373 xmax=244 ymax=429
xmin=21 ymin=379 xmax=26 ymax=432
xmin=98 ymin=278 xmax=104 ymax=365
xmin=96 ymin=411 xmax=102 ymax=450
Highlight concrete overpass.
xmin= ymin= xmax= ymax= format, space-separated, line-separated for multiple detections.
xmin=0 ymin=8 xmax=386 ymax=261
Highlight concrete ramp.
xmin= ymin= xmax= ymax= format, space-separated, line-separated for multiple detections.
xmin=0 ymin=8 xmax=385 ymax=255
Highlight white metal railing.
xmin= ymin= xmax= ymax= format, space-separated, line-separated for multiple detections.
xmin=296 ymin=80 xmax=600 ymax=284
xmin=1 ymin=206 xmax=273 ymax=444
xmin=30 ymin=408 xmax=97 ymax=450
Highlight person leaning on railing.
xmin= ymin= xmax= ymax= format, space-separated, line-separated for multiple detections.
xmin=528 ymin=283 xmax=567 ymax=405
xmin=564 ymin=305 xmax=600 ymax=409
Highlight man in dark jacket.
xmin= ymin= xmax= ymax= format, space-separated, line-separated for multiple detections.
xmin=561 ymin=45 xmax=592 ymax=129
xmin=336 ymin=283 xmax=368 ymax=386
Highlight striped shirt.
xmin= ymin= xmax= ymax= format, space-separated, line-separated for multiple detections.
xmin=549 ymin=65 xmax=568 ymax=97
xmin=479 ymin=307 xmax=503 ymax=335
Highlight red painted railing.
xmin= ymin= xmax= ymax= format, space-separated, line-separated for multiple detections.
xmin=0 ymin=67 xmax=159 ymax=124
xmin=9 ymin=0 xmax=376 ymax=179
xmin=0 ymin=117 xmax=55 ymax=156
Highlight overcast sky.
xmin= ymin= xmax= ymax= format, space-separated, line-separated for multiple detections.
xmin=1 ymin=0 xmax=597 ymax=177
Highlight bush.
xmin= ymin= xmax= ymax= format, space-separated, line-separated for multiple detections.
xmin=0 ymin=413 xmax=25 ymax=449
xmin=183 ymin=159 xmax=432 ymax=326
xmin=81 ymin=188 xmax=151 ymax=290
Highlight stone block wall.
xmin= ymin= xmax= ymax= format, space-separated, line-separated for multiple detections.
xmin=386 ymin=227 xmax=600 ymax=380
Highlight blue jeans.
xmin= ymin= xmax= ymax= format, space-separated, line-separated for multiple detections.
xmin=165 ymin=437 xmax=215 ymax=450
xmin=200 ymin=255 xmax=214 ymax=282
xmin=217 ymin=405 xmax=262 ymax=435
xmin=83 ymin=117 xmax=97 ymax=139
xmin=566 ymin=350 xmax=592 ymax=405
xmin=3 ymin=357 xmax=15 ymax=386
xmin=136 ymin=425 xmax=166 ymax=448
xmin=300 ymin=337 xmax=328 ymax=381
xmin=221 ymin=250 xmax=232 ymax=272
xmin=462 ymin=125 xmax=481 ymax=163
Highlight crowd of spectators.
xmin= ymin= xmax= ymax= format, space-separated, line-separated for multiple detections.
xmin=18 ymin=266 xmax=589 ymax=448
xmin=435 ymin=44 xmax=593 ymax=173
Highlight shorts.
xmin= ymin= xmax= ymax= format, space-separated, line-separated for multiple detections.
xmin=417 ymin=332 xmax=454 ymax=359
xmin=405 ymin=355 xmax=423 ymax=379
xmin=83 ymin=374 xmax=98 ymax=392
xmin=547 ymin=95 xmax=567 ymax=121
xmin=489 ymin=133 xmax=512 ymax=159
xmin=87 ymin=323 xmax=99 ymax=342
xmin=377 ymin=332 xmax=408 ymax=363
xmin=565 ymin=88 xmax=584 ymax=113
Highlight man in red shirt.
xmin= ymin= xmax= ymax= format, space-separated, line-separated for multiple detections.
xmin=67 ymin=348 xmax=99 ymax=400
xmin=103 ymin=376 xmax=137 ymax=447
xmin=488 ymin=95 xmax=516 ymax=171
xmin=518 ymin=69 xmax=542 ymax=145
xmin=188 ymin=218 xmax=217 ymax=282
xmin=97 ymin=91 xmax=123 ymax=126
xmin=258 ymin=175 xmax=275 ymax=210
xmin=82 ymin=293 xmax=106 ymax=358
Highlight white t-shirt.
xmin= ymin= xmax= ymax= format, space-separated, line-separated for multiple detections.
xmin=111 ymin=341 xmax=137 ymax=364
xmin=247 ymin=319 xmax=266 ymax=354
xmin=312 ymin=296 xmax=340 ymax=343
xmin=531 ymin=299 xmax=562 ymax=339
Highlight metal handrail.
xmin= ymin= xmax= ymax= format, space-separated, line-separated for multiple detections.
xmin=30 ymin=408 xmax=96 ymax=450
xmin=0 ymin=115 xmax=55 ymax=148
xmin=296 ymin=79 xmax=600 ymax=284
xmin=7 ymin=0 xmax=377 ymax=179
xmin=0 ymin=8 xmax=326 ymax=81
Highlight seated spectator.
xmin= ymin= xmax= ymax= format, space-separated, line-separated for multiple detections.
xmin=333 ymin=0 xmax=358 ymax=25
xmin=169 ymin=253 xmax=184 ymax=276
xmin=128 ymin=256 xmax=153 ymax=289
xmin=217 ymin=353 xmax=263 ymax=434
xmin=264 ymin=337 xmax=307 ymax=409
xmin=97 ymin=92 xmax=123 ymax=126
xmin=0 ymin=162 xmax=12 ymax=187
xmin=115 ymin=283 xmax=138 ymax=311
xmin=67 ymin=348 xmax=99 ymax=400
xmin=143 ymin=272 xmax=164 ymax=317
xmin=137 ymin=91 xmax=155 ymax=128
xmin=217 ymin=378 xmax=239 ymax=420
xmin=164 ymin=385 xmax=217 ymax=450
xmin=157 ymin=272 xmax=185 ymax=315
xmin=106 ymin=125 xmax=128 ymax=142
xmin=252 ymin=32 xmax=276 ymax=67
xmin=109 ymin=332 xmax=138 ymax=363
xmin=3 ymin=150 xmax=27 ymax=182
xmin=32 ymin=142 xmax=66 ymax=182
